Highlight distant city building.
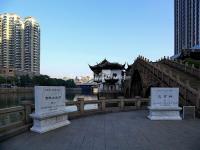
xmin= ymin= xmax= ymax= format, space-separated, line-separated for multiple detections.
xmin=63 ymin=76 xmax=73 ymax=81
xmin=174 ymin=0 xmax=200 ymax=55
xmin=74 ymin=76 xmax=92 ymax=84
xmin=0 ymin=13 xmax=40 ymax=77
xmin=89 ymin=59 xmax=125 ymax=94
xmin=0 ymin=68 xmax=36 ymax=78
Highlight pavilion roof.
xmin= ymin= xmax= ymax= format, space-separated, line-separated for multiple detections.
xmin=89 ymin=59 xmax=125 ymax=73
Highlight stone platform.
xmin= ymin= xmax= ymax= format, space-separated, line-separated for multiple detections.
xmin=148 ymin=106 xmax=182 ymax=120
xmin=1 ymin=111 xmax=200 ymax=150
xmin=30 ymin=110 xmax=70 ymax=133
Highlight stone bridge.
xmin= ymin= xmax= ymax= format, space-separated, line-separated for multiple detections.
xmin=124 ymin=56 xmax=200 ymax=113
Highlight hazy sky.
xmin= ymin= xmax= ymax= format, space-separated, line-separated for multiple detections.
xmin=1 ymin=0 xmax=174 ymax=78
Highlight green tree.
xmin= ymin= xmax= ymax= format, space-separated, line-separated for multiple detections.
xmin=15 ymin=74 xmax=76 ymax=88
xmin=0 ymin=76 xmax=6 ymax=84
xmin=19 ymin=75 xmax=32 ymax=87
xmin=65 ymin=79 xmax=76 ymax=88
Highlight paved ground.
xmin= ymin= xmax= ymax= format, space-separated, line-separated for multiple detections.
xmin=1 ymin=111 xmax=200 ymax=150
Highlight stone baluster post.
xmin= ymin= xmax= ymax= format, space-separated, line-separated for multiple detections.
xmin=196 ymin=89 xmax=200 ymax=108
xmin=169 ymin=70 xmax=173 ymax=77
xmin=76 ymin=101 xmax=80 ymax=112
xmin=183 ymin=80 xmax=190 ymax=103
xmin=136 ymin=97 xmax=141 ymax=109
xmin=161 ymin=67 xmax=164 ymax=81
xmin=157 ymin=64 xmax=161 ymax=70
xmin=168 ymin=70 xmax=173 ymax=86
xmin=101 ymin=99 xmax=106 ymax=112
xmin=199 ymin=68 xmax=200 ymax=79
xmin=185 ymin=80 xmax=190 ymax=88
xmin=191 ymin=64 xmax=195 ymax=74
xmin=176 ymin=75 xmax=181 ymax=83
xmin=77 ymin=98 xmax=84 ymax=114
xmin=192 ymin=64 xmax=195 ymax=68
xmin=21 ymin=101 xmax=33 ymax=124
xmin=153 ymin=67 xmax=155 ymax=75
xmin=137 ymin=101 xmax=141 ymax=109
xmin=185 ymin=62 xmax=188 ymax=72
xmin=120 ymin=100 xmax=124 ymax=110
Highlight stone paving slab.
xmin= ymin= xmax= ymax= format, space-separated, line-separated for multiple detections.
xmin=1 ymin=111 xmax=200 ymax=150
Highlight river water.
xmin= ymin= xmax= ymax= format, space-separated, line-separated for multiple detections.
xmin=65 ymin=93 xmax=98 ymax=112
xmin=0 ymin=92 xmax=98 ymax=111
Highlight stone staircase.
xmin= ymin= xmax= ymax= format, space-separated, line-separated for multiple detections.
xmin=159 ymin=60 xmax=200 ymax=90
xmin=136 ymin=56 xmax=200 ymax=115
xmin=158 ymin=58 xmax=200 ymax=115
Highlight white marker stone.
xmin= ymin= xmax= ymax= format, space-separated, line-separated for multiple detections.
xmin=148 ymin=88 xmax=182 ymax=120
xmin=30 ymin=86 xmax=70 ymax=133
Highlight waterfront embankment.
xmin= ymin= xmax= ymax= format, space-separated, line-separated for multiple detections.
xmin=0 ymin=87 xmax=82 ymax=109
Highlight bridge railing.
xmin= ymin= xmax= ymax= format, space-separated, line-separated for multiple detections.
xmin=137 ymin=56 xmax=200 ymax=109
xmin=0 ymin=101 xmax=33 ymax=141
xmin=65 ymin=98 xmax=149 ymax=119
xmin=161 ymin=58 xmax=200 ymax=79
xmin=0 ymin=98 xmax=149 ymax=141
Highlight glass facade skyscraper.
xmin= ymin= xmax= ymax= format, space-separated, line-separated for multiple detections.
xmin=174 ymin=0 xmax=200 ymax=55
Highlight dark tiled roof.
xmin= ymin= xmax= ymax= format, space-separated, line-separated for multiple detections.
xmin=89 ymin=59 xmax=125 ymax=73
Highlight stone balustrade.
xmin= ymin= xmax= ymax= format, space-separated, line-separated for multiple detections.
xmin=161 ymin=57 xmax=200 ymax=79
xmin=0 ymin=101 xmax=33 ymax=141
xmin=65 ymin=98 xmax=149 ymax=119
xmin=0 ymin=98 xmax=149 ymax=141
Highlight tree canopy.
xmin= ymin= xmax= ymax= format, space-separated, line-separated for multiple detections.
xmin=0 ymin=75 xmax=76 ymax=88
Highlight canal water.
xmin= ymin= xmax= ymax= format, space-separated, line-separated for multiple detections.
xmin=65 ymin=92 xmax=98 ymax=112
xmin=0 ymin=91 xmax=98 ymax=111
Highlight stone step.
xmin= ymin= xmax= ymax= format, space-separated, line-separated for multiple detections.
xmin=159 ymin=62 xmax=200 ymax=90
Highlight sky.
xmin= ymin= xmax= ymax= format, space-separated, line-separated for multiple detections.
xmin=0 ymin=0 xmax=174 ymax=78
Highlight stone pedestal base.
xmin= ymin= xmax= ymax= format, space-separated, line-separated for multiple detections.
xmin=30 ymin=110 xmax=70 ymax=133
xmin=148 ymin=106 xmax=182 ymax=120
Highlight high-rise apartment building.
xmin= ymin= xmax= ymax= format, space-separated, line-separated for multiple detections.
xmin=0 ymin=13 xmax=23 ymax=69
xmin=15 ymin=17 xmax=24 ymax=70
xmin=174 ymin=0 xmax=200 ymax=55
xmin=24 ymin=17 xmax=40 ymax=73
xmin=0 ymin=13 xmax=40 ymax=76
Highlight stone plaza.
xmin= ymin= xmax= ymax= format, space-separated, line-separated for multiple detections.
xmin=1 ymin=111 xmax=200 ymax=150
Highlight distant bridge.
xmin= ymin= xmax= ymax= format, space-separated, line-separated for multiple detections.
xmin=76 ymin=80 xmax=97 ymax=93
xmin=124 ymin=56 xmax=200 ymax=114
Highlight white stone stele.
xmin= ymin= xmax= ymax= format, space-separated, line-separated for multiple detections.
xmin=30 ymin=86 xmax=70 ymax=133
xmin=148 ymin=88 xmax=182 ymax=120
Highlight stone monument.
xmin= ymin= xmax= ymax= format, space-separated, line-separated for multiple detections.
xmin=30 ymin=86 xmax=70 ymax=133
xmin=148 ymin=88 xmax=182 ymax=120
